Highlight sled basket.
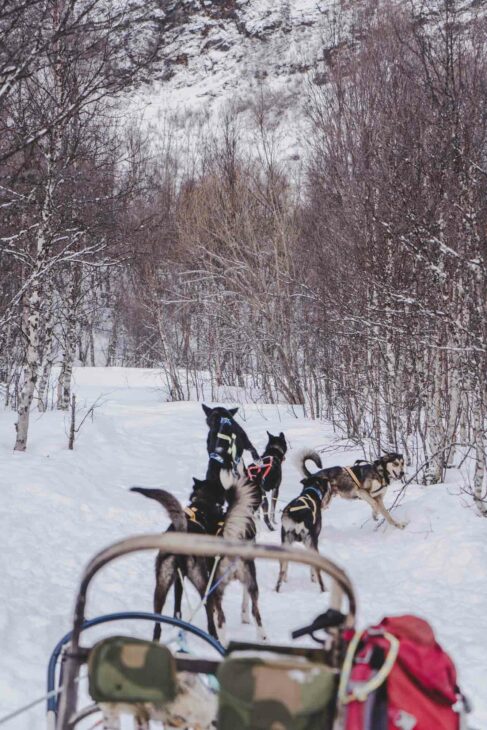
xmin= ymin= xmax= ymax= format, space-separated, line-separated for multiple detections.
xmin=88 ymin=636 xmax=177 ymax=705
xmin=218 ymin=651 xmax=337 ymax=730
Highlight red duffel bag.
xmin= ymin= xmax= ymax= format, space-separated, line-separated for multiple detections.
xmin=339 ymin=615 xmax=468 ymax=730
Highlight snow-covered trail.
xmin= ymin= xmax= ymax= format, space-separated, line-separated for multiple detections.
xmin=0 ymin=367 xmax=486 ymax=728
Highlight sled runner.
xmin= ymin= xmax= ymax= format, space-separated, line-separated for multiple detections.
xmin=48 ymin=533 xmax=470 ymax=730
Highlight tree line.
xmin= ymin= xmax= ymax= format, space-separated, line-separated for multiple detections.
xmin=1 ymin=1 xmax=486 ymax=512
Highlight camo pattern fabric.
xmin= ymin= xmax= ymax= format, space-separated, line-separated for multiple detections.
xmin=88 ymin=636 xmax=177 ymax=704
xmin=217 ymin=655 xmax=336 ymax=730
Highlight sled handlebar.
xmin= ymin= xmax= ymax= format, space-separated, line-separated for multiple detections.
xmin=292 ymin=609 xmax=347 ymax=640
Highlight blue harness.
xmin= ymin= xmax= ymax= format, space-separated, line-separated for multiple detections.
xmin=288 ymin=485 xmax=323 ymax=524
xmin=209 ymin=417 xmax=239 ymax=469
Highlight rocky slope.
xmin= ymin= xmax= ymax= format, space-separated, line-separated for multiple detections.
xmin=133 ymin=0 xmax=483 ymax=159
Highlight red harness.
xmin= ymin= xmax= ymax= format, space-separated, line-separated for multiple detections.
xmin=247 ymin=455 xmax=275 ymax=483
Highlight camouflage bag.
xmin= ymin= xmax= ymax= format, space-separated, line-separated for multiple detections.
xmin=88 ymin=636 xmax=177 ymax=705
xmin=217 ymin=653 xmax=337 ymax=730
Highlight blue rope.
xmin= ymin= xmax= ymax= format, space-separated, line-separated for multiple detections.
xmin=206 ymin=559 xmax=237 ymax=597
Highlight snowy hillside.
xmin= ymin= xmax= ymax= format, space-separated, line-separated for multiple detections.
xmin=135 ymin=0 xmax=486 ymax=158
xmin=0 ymin=367 xmax=486 ymax=728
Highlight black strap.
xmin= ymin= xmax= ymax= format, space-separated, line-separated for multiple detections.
xmin=175 ymin=656 xmax=221 ymax=674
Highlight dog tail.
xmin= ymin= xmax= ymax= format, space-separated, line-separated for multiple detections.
xmin=221 ymin=476 xmax=258 ymax=540
xmin=131 ymin=487 xmax=187 ymax=532
xmin=294 ymin=448 xmax=323 ymax=477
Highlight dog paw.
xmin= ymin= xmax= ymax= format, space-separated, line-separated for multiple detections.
xmin=257 ymin=627 xmax=268 ymax=641
xmin=241 ymin=614 xmax=250 ymax=624
xmin=395 ymin=520 xmax=408 ymax=529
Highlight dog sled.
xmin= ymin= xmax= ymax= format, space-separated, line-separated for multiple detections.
xmin=48 ymin=533 xmax=470 ymax=730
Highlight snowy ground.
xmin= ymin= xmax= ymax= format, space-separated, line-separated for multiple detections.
xmin=1 ymin=367 xmax=486 ymax=728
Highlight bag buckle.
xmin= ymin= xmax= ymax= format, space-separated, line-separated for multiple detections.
xmin=354 ymin=646 xmax=373 ymax=664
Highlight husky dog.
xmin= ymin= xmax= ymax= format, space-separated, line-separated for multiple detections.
xmin=202 ymin=404 xmax=259 ymax=484
xmin=246 ymin=431 xmax=287 ymax=531
xmin=131 ymin=478 xmax=226 ymax=639
xmin=209 ymin=475 xmax=266 ymax=643
xmin=275 ymin=471 xmax=330 ymax=593
xmin=299 ymin=450 xmax=406 ymax=529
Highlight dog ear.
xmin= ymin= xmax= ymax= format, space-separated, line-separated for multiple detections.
xmin=266 ymin=430 xmax=273 ymax=438
xmin=279 ymin=432 xmax=285 ymax=440
xmin=228 ymin=407 xmax=238 ymax=416
xmin=202 ymin=404 xmax=212 ymax=417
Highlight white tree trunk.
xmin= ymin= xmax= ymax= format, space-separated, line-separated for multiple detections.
xmin=37 ymin=286 xmax=57 ymax=412
xmin=14 ymin=175 xmax=54 ymax=450
xmin=57 ymin=265 xmax=80 ymax=410
xmin=473 ymin=394 xmax=487 ymax=516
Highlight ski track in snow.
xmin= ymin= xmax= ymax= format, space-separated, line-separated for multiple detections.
xmin=0 ymin=367 xmax=486 ymax=728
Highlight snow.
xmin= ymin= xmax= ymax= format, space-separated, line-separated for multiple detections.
xmin=1 ymin=367 xmax=486 ymax=728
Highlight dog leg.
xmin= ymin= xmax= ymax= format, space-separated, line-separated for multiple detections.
xmin=188 ymin=560 xmax=218 ymax=639
xmin=212 ymin=585 xmax=227 ymax=645
xmin=307 ymin=535 xmax=326 ymax=592
xmin=275 ymin=560 xmax=288 ymax=592
xmin=358 ymin=490 xmax=406 ymax=529
xmin=153 ymin=556 xmax=176 ymax=641
xmin=174 ymin=573 xmax=183 ymax=619
xmin=241 ymin=585 xmax=250 ymax=624
xmin=375 ymin=494 xmax=407 ymax=529
xmin=276 ymin=528 xmax=291 ymax=591
xmin=248 ymin=562 xmax=267 ymax=640
xmin=261 ymin=494 xmax=274 ymax=531
xmin=270 ymin=488 xmax=278 ymax=525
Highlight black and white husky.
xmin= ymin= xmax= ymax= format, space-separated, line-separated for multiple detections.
xmin=131 ymin=478 xmax=225 ymax=639
xmin=298 ymin=450 xmax=406 ymax=529
xmin=247 ymin=431 xmax=287 ymax=531
xmin=275 ymin=466 xmax=330 ymax=593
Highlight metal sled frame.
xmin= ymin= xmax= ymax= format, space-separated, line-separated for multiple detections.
xmin=53 ymin=532 xmax=356 ymax=730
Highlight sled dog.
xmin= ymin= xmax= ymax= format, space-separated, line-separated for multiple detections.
xmin=246 ymin=431 xmax=287 ymax=531
xmin=210 ymin=474 xmax=266 ymax=642
xmin=131 ymin=478 xmax=225 ymax=639
xmin=298 ymin=450 xmax=406 ymax=529
xmin=202 ymin=404 xmax=259 ymax=484
xmin=276 ymin=471 xmax=330 ymax=592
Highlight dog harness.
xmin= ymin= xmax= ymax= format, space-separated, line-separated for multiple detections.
xmin=215 ymin=519 xmax=225 ymax=537
xmin=247 ymin=455 xmax=274 ymax=483
xmin=184 ymin=506 xmax=206 ymax=531
xmin=344 ymin=465 xmax=386 ymax=496
xmin=343 ymin=466 xmax=362 ymax=490
xmin=288 ymin=486 xmax=322 ymax=524
xmin=209 ymin=416 xmax=238 ymax=465
xmin=217 ymin=431 xmax=237 ymax=459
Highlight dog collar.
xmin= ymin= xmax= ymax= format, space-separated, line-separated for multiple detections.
xmin=303 ymin=485 xmax=323 ymax=501
xmin=209 ymin=452 xmax=225 ymax=464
